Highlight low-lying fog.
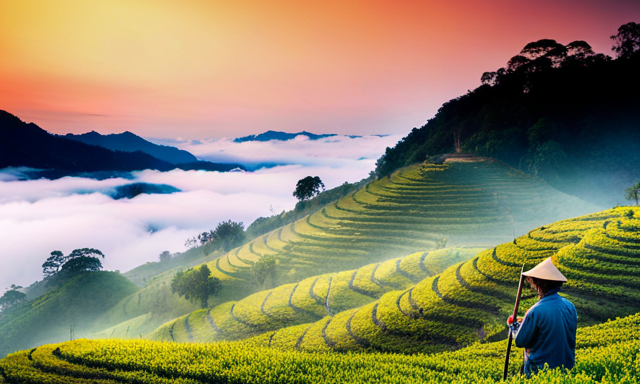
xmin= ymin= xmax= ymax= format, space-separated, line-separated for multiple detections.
xmin=0 ymin=134 xmax=401 ymax=291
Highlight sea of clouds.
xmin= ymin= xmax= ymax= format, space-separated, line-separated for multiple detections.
xmin=0 ymin=134 xmax=402 ymax=290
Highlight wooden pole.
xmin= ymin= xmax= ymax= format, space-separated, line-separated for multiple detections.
xmin=503 ymin=265 xmax=525 ymax=381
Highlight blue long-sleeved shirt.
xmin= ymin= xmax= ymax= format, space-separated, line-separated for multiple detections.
xmin=514 ymin=289 xmax=577 ymax=375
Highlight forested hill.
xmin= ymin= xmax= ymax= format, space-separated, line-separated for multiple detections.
xmin=375 ymin=27 xmax=640 ymax=207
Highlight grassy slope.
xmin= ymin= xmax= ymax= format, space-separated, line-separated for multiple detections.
xmin=122 ymin=246 xmax=221 ymax=288
xmin=1 ymin=312 xmax=639 ymax=383
xmin=0 ymin=272 xmax=139 ymax=358
xmin=251 ymin=207 xmax=640 ymax=354
xmin=146 ymin=247 xmax=484 ymax=343
xmin=206 ymin=160 xmax=598 ymax=288
xmin=89 ymin=159 xmax=598 ymax=341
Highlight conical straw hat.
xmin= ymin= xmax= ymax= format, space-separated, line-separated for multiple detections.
xmin=522 ymin=257 xmax=567 ymax=282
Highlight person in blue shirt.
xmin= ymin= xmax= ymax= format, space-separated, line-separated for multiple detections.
xmin=509 ymin=257 xmax=578 ymax=376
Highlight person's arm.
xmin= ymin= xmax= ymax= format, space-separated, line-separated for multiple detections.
xmin=514 ymin=310 xmax=536 ymax=349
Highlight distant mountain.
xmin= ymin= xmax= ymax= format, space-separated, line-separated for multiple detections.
xmin=64 ymin=131 xmax=197 ymax=164
xmin=0 ymin=110 xmax=173 ymax=173
xmin=234 ymin=130 xmax=343 ymax=143
xmin=0 ymin=110 xmax=246 ymax=178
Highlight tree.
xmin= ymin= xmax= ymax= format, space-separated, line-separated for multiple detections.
xmin=519 ymin=39 xmax=564 ymax=60
xmin=42 ymin=250 xmax=66 ymax=278
xmin=60 ymin=248 xmax=104 ymax=274
xmin=480 ymin=71 xmax=497 ymax=86
xmin=59 ymin=256 xmax=103 ymax=274
xmin=0 ymin=288 xmax=26 ymax=313
xmin=211 ymin=220 xmax=246 ymax=252
xmin=171 ymin=265 xmax=221 ymax=308
xmin=43 ymin=248 xmax=104 ymax=280
xmin=625 ymin=180 xmax=640 ymax=205
xmin=565 ymin=40 xmax=594 ymax=59
xmin=252 ymin=254 xmax=278 ymax=290
xmin=185 ymin=221 xmax=245 ymax=252
xmin=159 ymin=251 xmax=172 ymax=262
xmin=611 ymin=22 xmax=640 ymax=59
xmin=293 ymin=176 xmax=325 ymax=201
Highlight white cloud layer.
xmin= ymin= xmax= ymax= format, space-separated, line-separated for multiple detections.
xmin=0 ymin=134 xmax=399 ymax=290
xmin=151 ymin=134 xmax=402 ymax=167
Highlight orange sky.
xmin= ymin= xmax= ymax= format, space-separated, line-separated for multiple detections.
xmin=0 ymin=0 xmax=638 ymax=138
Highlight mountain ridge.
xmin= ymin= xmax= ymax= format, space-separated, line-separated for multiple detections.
xmin=0 ymin=110 xmax=246 ymax=178
xmin=63 ymin=130 xmax=198 ymax=164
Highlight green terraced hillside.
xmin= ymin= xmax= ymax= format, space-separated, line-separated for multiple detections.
xmin=2 ymin=312 xmax=639 ymax=383
xmin=252 ymin=207 xmax=640 ymax=354
xmin=0 ymin=272 xmax=139 ymax=358
xmin=147 ymin=247 xmax=483 ymax=343
xmin=208 ymin=160 xmax=596 ymax=286
xmin=89 ymin=159 xmax=597 ymax=342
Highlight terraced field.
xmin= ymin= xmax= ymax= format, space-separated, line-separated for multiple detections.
xmin=87 ymin=160 xmax=596 ymax=343
xmin=206 ymin=160 xmax=596 ymax=287
xmin=2 ymin=312 xmax=638 ymax=383
xmin=252 ymin=207 xmax=640 ymax=354
xmin=148 ymin=247 xmax=484 ymax=343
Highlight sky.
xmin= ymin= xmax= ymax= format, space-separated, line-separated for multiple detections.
xmin=0 ymin=135 xmax=400 ymax=290
xmin=1 ymin=0 xmax=638 ymax=138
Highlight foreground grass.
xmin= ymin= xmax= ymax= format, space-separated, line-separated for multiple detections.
xmin=1 ymin=313 xmax=638 ymax=383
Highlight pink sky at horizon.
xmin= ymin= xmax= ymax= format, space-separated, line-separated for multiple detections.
xmin=1 ymin=0 xmax=638 ymax=139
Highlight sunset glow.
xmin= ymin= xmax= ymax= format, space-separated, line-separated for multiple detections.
xmin=1 ymin=0 xmax=638 ymax=137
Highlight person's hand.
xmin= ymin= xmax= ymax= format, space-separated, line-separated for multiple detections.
xmin=507 ymin=315 xmax=522 ymax=326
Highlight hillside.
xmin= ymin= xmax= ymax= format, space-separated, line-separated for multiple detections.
xmin=144 ymin=247 xmax=483 ymax=343
xmin=0 ymin=272 xmax=138 ymax=358
xmin=248 ymin=207 xmax=640 ymax=354
xmin=1 ymin=312 xmax=638 ymax=383
xmin=88 ymin=159 xmax=597 ymax=343
xmin=205 ymin=159 xmax=596 ymax=287
xmin=375 ymin=43 xmax=640 ymax=207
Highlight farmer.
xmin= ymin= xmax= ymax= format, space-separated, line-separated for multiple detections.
xmin=508 ymin=257 xmax=578 ymax=376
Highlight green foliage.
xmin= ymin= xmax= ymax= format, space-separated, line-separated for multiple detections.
xmin=625 ymin=180 xmax=640 ymax=205
xmin=60 ymin=256 xmax=103 ymax=274
xmin=246 ymin=178 xmax=370 ymax=240
xmin=255 ymin=207 xmax=640 ymax=353
xmin=42 ymin=249 xmax=105 ymax=282
xmin=158 ymin=251 xmax=172 ymax=263
xmin=0 ymin=289 xmax=26 ymax=313
xmin=171 ymin=265 xmax=221 ymax=308
xmin=251 ymin=255 xmax=278 ymax=290
xmin=0 ymin=271 xmax=138 ymax=358
xmin=149 ymin=247 xmax=480 ymax=344
xmin=185 ymin=220 xmax=245 ymax=252
xmin=293 ymin=176 xmax=325 ymax=201
xmin=2 ymin=312 xmax=640 ymax=383
xmin=212 ymin=220 xmax=246 ymax=252
xmin=374 ymin=25 xmax=640 ymax=206
xmin=42 ymin=251 xmax=65 ymax=278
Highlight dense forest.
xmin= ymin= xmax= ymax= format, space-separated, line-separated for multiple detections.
xmin=375 ymin=23 xmax=640 ymax=206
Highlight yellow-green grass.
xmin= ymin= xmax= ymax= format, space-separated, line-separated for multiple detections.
xmin=0 ymin=272 xmax=139 ymax=359
xmin=2 ymin=312 xmax=639 ymax=383
xmin=89 ymin=314 xmax=152 ymax=339
xmin=91 ymin=160 xmax=598 ymax=344
xmin=257 ymin=207 xmax=640 ymax=353
xmin=206 ymin=161 xmax=598 ymax=290
xmin=148 ymin=247 xmax=481 ymax=343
